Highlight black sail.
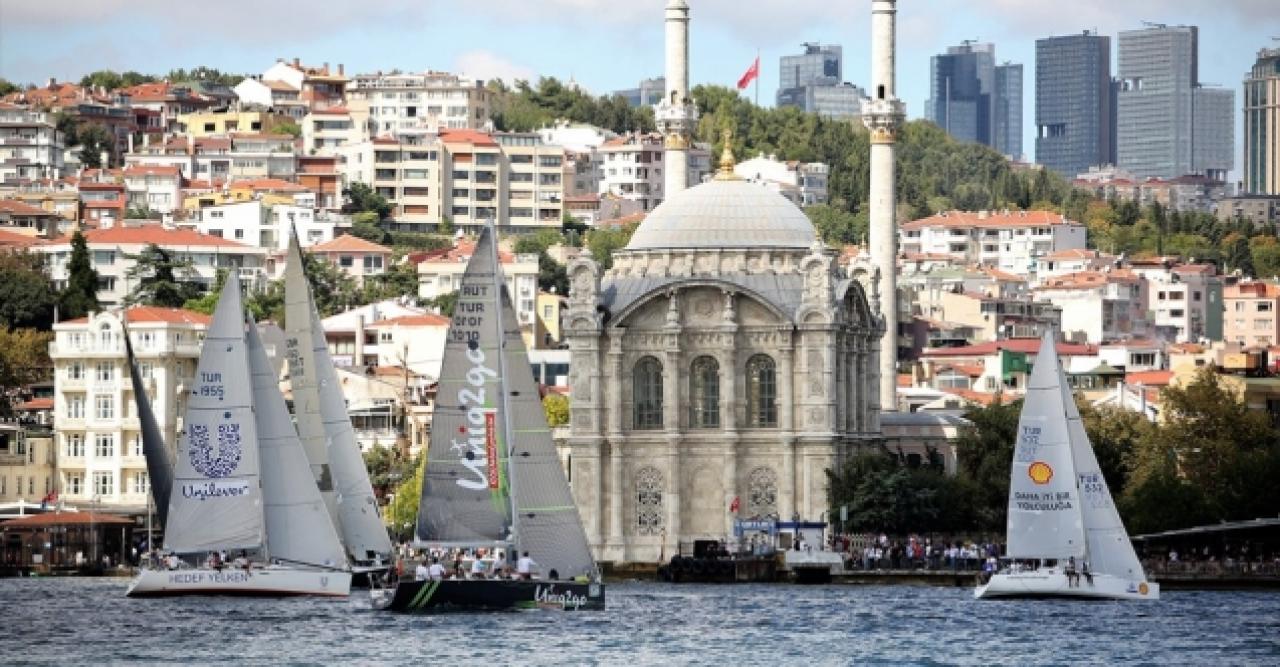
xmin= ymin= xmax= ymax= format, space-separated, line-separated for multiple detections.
xmin=124 ymin=323 xmax=173 ymax=527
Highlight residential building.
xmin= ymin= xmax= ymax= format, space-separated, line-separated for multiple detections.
xmin=302 ymin=107 xmax=367 ymax=156
xmin=1216 ymin=195 xmax=1280 ymax=226
xmin=416 ymin=238 xmax=540 ymax=328
xmin=1223 ymin=281 xmax=1280 ymax=346
xmin=775 ymin=43 xmax=868 ymax=119
xmin=921 ymin=338 xmax=1099 ymax=393
xmin=489 ymin=132 xmax=565 ymax=230
xmin=49 ymin=307 xmax=210 ymax=512
xmin=1072 ymin=169 xmax=1227 ymax=213
xmin=733 ymin=153 xmax=829 ymax=206
xmin=0 ymin=199 xmax=64 ymax=238
xmin=116 ymin=82 xmax=216 ymax=133
xmin=307 ymin=234 xmax=392 ymax=285
xmin=0 ymin=424 xmax=56 ymax=505
xmin=1035 ymin=31 xmax=1115 ymax=178
xmin=76 ymin=173 xmax=127 ymax=229
xmin=597 ymin=132 xmax=710 ymax=211
xmin=347 ymin=70 xmax=492 ymax=133
xmin=0 ymin=106 xmax=65 ymax=182
xmin=1034 ymin=270 xmax=1149 ymax=343
xmin=365 ymin=313 xmax=451 ymax=379
xmin=1244 ymin=47 xmax=1280 ymax=194
xmin=233 ymin=78 xmax=307 ymax=119
xmin=37 ymin=225 xmax=267 ymax=306
xmin=993 ymin=62 xmax=1023 ymax=159
xmin=614 ymin=77 xmax=665 ymax=108
xmin=319 ymin=300 xmax=427 ymax=369
xmin=122 ymin=165 xmax=182 ymax=214
xmin=176 ymin=110 xmax=292 ymax=137
xmin=1117 ymin=24 xmax=1234 ymax=180
xmin=188 ymin=200 xmax=332 ymax=252
xmin=535 ymin=291 xmax=566 ymax=349
xmin=125 ymin=133 xmax=298 ymax=182
xmin=296 ymin=156 xmax=343 ymax=212
xmin=1129 ymin=261 xmax=1223 ymax=342
xmin=899 ymin=210 xmax=1088 ymax=276
xmin=1098 ymin=339 xmax=1167 ymax=373
xmin=235 ymin=58 xmax=348 ymax=114
xmin=337 ymin=136 xmax=441 ymax=228
xmin=1033 ymin=248 xmax=1115 ymax=284
xmin=438 ymin=129 xmax=502 ymax=228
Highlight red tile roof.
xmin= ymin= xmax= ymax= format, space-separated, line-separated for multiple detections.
xmin=49 ymin=225 xmax=251 ymax=249
xmin=439 ymin=129 xmax=499 ymax=147
xmin=61 ymin=306 xmax=212 ymax=326
xmin=1225 ymin=281 xmax=1280 ymax=299
xmin=368 ymin=314 xmax=451 ymax=328
xmin=228 ymin=178 xmax=308 ymax=193
xmin=1035 ymin=269 xmax=1141 ymax=290
xmin=2 ymin=511 xmax=133 ymax=527
xmin=1042 ymin=248 xmax=1103 ymax=261
xmin=414 ymin=239 xmax=516 ymax=264
xmin=310 ymin=234 xmax=391 ymax=254
xmin=124 ymin=165 xmax=182 ymax=178
xmin=1125 ymin=370 xmax=1174 ymax=386
xmin=0 ymin=229 xmax=47 ymax=248
xmin=922 ymin=338 xmax=1098 ymax=358
xmin=15 ymin=397 xmax=53 ymax=410
xmin=0 ymin=199 xmax=60 ymax=216
xmin=940 ymin=388 xmax=1011 ymax=406
xmin=902 ymin=210 xmax=1078 ymax=231
xmin=897 ymin=373 xmax=913 ymax=388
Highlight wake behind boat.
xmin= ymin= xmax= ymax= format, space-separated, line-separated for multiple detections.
xmin=373 ymin=222 xmax=604 ymax=613
xmin=975 ymin=331 xmax=1158 ymax=601
xmin=127 ymin=273 xmax=352 ymax=598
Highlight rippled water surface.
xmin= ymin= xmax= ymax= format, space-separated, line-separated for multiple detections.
xmin=5 ymin=578 xmax=1280 ymax=665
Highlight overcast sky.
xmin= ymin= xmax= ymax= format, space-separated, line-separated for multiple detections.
xmin=3 ymin=1 xmax=1278 ymax=178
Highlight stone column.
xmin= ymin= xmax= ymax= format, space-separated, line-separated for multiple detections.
xmin=657 ymin=0 xmax=696 ymax=197
xmin=606 ymin=335 xmax=625 ymax=552
xmin=778 ymin=335 xmax=796 ymax=521
xmin=664 ymin=340 xmax=682 ymax=555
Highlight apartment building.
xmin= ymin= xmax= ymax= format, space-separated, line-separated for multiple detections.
xmin=122 ymin=165 xmax=183 ymax=214
xmin=50 ymin=307 xmax=210 ymax=513
xmin=38 ymin=225 xmax=267 ymax=306
xmin=733 ymin=153 xmax=829 ymax=207
xmin=597 ymin=132 xmax=711 ymax=211
xmin=302 ymin=107 xmax=368 ymax=156
xmin=0 ymin=106 xmax=65 ymax=182
xmin=116 ymin=82 xmax=217 ymax=133
xmin=0 ymin=199 xmax=65 ymax=238
xmin=308 ymin=234 xmax=392 ymax=285
xmin=176 ymin=110 xmax=292 ymax=137
xmin=1223 ymin=281 xmax=1280 ymax=346
xmin=0 ymin=424 xmax=56 ymax=505
xmin=1129 ymin=260 xmax=1222 ymax=342
xmin=1034 ymin=270 xmax=1149 ymax=343
xmin=490 ymin=132 xmax=564 ymax=230
xmin=187 ymin=200 xmax=332 ymax=252
xmin=234 ymin=58 xmax=348 ymax=116
xmin=417 ymin=238 xmax=540 ymax=328
xmin=125 ymin=134 xmax=298 ymax=183
xmin=900 ymin=210 xmax=1088 ymax=275
xmin=347 ymin=70 xmax=492 ymax=134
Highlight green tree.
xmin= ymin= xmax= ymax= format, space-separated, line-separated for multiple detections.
xmin=586 ymin=222 xmax=639 ymax=270
xmin=536 ymin=252 xmax=568 ymax=296
xmin=364 ymin=446 xmax=419 ymax=500
xmin=386 ymin=454 xmax=424 ymax=540
xmin=1079 ymin=401 xmax=1152 ymax=496
xmin=438 ymin=216 xmax=455 ymax=236
xmin=362 ymin=254 xmax=420 ymax=302
xmin=953 ymin=398 xmax=1023 ymax=531
xmin=513 ymin=228 xmax=564 ymax=255
xmin=126 ymin=205 xmax=157 ymax=220
xmin=805 ymin=204 xmax=868 ymax=246
xmin=344 ymin=182 xmax=391 ymax=219
xmin=58 ymin=230 xmax=100 ymax=320
xmin=1251 ymin=237 xmax=1280 ymax=279
xmin=182 ymin=268 xmax=227 ymax=315
xmin=124 ymin=244 xmax=203 ymax=307
xmin=0 ymin=252 xmax=55 ymax=330
xmin=75 ymin=124 xmax=115 ymax=168
xmin=543 ymin=393 xmax=569 ymax=427
xmin=165 ymin=66 xmax=244 ymax=86
xmin=350 ymin=213 xmax=391 ymax=244
xmin=424 ymin=291 xmax=458 ymax=316
xmin=1225 ymin=234 xmax=1256 ymax=278
xmin=275 ymin=120 xmax=302 ymax=138
xmin=79 ymin=70 xmax=156 ymax=91
xmin=827 ymin=449 xmax=974 ymax=534
xmin=0 ymin=78 xmax=19 ymax=97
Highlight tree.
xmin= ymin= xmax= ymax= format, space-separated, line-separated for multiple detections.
xmin=543 ymin=393 xmax=569 ymax=427
xmin=298 ymin=251 xmax=360 ymax=317
xmin=275 ymin=120 xmax=302 ymax=138
xmin=350 ymin=213 xmax=390 ymax=245
xmin=586 ymin=222 xmax=639 ymax=270
xmin=0 ymin=78 xmax=19 ymax=97
xmin=805 ymin=204 xmax=869 ymax=246
xmin=537 ymin=252 xmax=568 ymax=296
xmin=79 ymin=70 xmax=156 ymax=91
xmin=0 ymin=328 xmax=53 ymax=412
xmin=0 ymin=252 xmax=55 ymax=330
xmin=124 ymin=244 xmax=203 ymax=308
xmin=164 ymin=66 xmax=244 ymax=86
xmin=362 ymin=254 xmax=420 ymax=303
xmin=58 ymin=230 xmax=100 ymax=320
xmin=76 ymin=124 xmax=115 ymax=168
xmin=424 ymin=291 xmax=458 ymax=316
xmin=364 ymin=446 xmax=419 ymax=500
xmin=126 ymin=205 xmax=157 ymax=220
xmin=386 ymin=454 xmax=424 ymax=541
xmin=953 ymin=398 xmax=1023 ymax=531
xmin=1079 ymin=402 xmax=1152 ymax=496
xmin=513 ymin=228 xmax=564 ymax=255
xmin=344 ymin=182 xmax=392 ymax=219
xmin=826 ymin=449 xmax=976 ymax=534
xmin=183 ymin=269 xmax=227 ymax=315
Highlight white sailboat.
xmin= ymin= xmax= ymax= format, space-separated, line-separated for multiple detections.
xmin=283 ymin=231 xmax=394 ymax=573
xmin=975 ymin=331 xmax=1159 ymax=601
xmin=127 ymin=273 xmax=352 ymax=597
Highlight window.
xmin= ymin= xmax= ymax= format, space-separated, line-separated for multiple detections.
xmin=364 ymin=255 xmax=384 ymax=270
xmin=137 ymin=362 xmax=153 ymax=379
xmin=688 ymin=356 xmax=720 ymax=429
xmin=93 ymin=471 xmax=114 ymax=496
xmin=635 ymin=466 xmax=664 ymax=535
xmin=234 ymin=229 xmax=244 ymax=240
xmin=67 ymin=362 xmax=84 ymax=380
xmin=94 ymin=433 xmax=115 ymax=458
xmin=633 ymin=356 xmax=663 ymax=430
xmin=67 ymin=396 xmax=85 ymax=420
xmin=129 ymin=436 xmax=142 ymax=457
xmin=95 ymin=395 xmax=114 ymax=420
xmin=746 ymin=354 xmax=778 ymax=427
xmin=1236 ymin=302 xmax=1246 ymax=312
xmin=1259 ymin=302 xmax=1273 ymax=312
xmin=131 ymin=471 xmax=149 ymax=495
xmin=93 ymin=250 xmax=115 ymax=266
xmin=543 ymin=305 xmax=553 ymax=319
xmin=339 ymin=255 xmax=353 ymax=268
xmin=746 ymin=467 xmax=778 ymax=518
xmin=66 ymin=473 xmax=83 ymax=496
xmin=96 ymin=361 xmax=113 ymax=382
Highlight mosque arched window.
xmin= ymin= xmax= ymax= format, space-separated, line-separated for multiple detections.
xmin=746 ymin=467 xmax=778 ymax=518
xmin=633 ymin=356 xmax=664 ymax=430
xmin=746 ymin=354 xmax=778 ymax=428
xmin=635 ymin=466 xmax=664 ymax=535
xmin=688 ymin=356 xmax=720 ymax=429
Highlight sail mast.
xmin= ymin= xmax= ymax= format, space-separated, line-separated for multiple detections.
xmin=488 ymin=217 xmax=521 ymax=554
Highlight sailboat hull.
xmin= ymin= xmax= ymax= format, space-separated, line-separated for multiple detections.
xmin=372 ymin=579 xmax=605 ymax=612
xmin=974 ymin=571 xmax=1160 ymax=601
xmin=126 ymin=567 xmax=352 ymax=598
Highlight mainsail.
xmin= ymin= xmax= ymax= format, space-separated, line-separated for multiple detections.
xmin=1060 ymin=373 xmax=1146 ymax=579
xmin=247 ymin=321 xmax=349 ymax=569
xmin=284 ymin=232 xmax=393 ymax=562
xmin=1005 ymin=332 xmax=1085 ymax=560
xmin=123 ymin=324 xmax=173 ymax=527
xmin=416 ymin=225 xmax=596 ymax=579
xmin=163 ymin=272 xmax=265 ymax=554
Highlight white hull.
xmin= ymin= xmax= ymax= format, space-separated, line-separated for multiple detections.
xmin=975 ymin=570 xmax=1159 ymax=601
xmin=126 ymin=566 xmax=352 ymax=598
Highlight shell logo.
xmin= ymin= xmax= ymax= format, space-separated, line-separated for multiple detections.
xmin=1028 ymin=461 xmax=1054 ymax=485
xmin=1138 ymin=582 xmax=1149 ymax=595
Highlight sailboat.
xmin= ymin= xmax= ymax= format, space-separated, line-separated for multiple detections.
xmin=372 ymin=223 xmax=604 ymax=612
xmin=283 ymin=231 xmax=393 ymax=577
xmin=974 ymin=331 xmax=1159 ymax=601
xmin=127 ymin=273 xmax=353 ymax=597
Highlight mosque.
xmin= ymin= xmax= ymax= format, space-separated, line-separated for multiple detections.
xmin=562 ymin=0 xmax=947 ymax=564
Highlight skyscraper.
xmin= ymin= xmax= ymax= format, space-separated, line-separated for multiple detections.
xmin=1035 ymin=31 xmax=1115 ymax=178
xmin=1193 ymin=87 xmax=1235 ymax=183
xmin=1245 ymin=47 xmax=1280 ymax=194
xmin=994 ymin=62 xmax=1023 ymax=159
xmin=776 ymin=43 xmax=867 ymax=119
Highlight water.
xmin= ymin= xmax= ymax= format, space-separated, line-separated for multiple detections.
xmin=4 ymin=578 xmax=1280 ymax=666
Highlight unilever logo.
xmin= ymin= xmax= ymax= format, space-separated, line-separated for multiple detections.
xmin=189 ymin=422 xmax=243 ymax=478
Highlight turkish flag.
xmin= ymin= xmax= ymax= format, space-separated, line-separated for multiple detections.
xmin=729 ymin=496 xmax=741 ymax=513
xmin=736 ymin=57 xmax=760 ymax=91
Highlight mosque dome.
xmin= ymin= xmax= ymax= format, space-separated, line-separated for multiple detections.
xmin=625 ymin=176 xmax=818 ymax=252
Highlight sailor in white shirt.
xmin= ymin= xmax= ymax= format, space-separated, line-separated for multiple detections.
xmin=516 ymin=551 xmax=537 ymax=580
xmin=414 ymin=562 xmax=429 ymax=581
xmin=427 ymin=559 xmax=446 ymax=581
xmin=470 ymin=554 xmax=487 ymax=579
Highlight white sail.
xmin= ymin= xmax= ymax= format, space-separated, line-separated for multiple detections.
xmin=284 ymin=232 xmax=393 ymax=562
xmin=1059 ymin=374 xmax=1147 ymax=580
xmin=247 ymin=321 xmax=349 ymax=569
xmin=1005 ymin=332 xmax=1086 ymax=560
xmin=163 ymin=272 xmax=265 ymax=554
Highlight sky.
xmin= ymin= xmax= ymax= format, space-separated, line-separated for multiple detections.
xmin=2 ymin=1 xmax=1279 ymax=178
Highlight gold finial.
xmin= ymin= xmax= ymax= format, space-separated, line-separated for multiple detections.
xmin=715 ymin=128 xmax=742 ymax=181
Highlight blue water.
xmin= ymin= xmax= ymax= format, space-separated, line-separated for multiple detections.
xmin=4 ymin=578 xmax=1279 ymax=666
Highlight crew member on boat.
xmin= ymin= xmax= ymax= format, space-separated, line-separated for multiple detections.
xmin=517 ymin=552 xmax=537 ymax=580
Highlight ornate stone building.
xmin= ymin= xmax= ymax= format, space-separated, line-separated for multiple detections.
xmin=563 ymin=150 xmax=884 ymax=563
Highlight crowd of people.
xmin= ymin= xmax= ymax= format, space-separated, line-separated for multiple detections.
xmin=1142 ymin=543 xmax=1280 ymax=576
xmin=831 ymin=533 xmax=1004 ymax=572
xmin=392 ymin=546 xmax=552 ymax=583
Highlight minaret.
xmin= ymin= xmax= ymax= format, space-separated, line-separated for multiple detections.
xmin=862 ymin=0 xmax=906 ymax=413
xmin=656 ymin=0 xmax=697 ymax=198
